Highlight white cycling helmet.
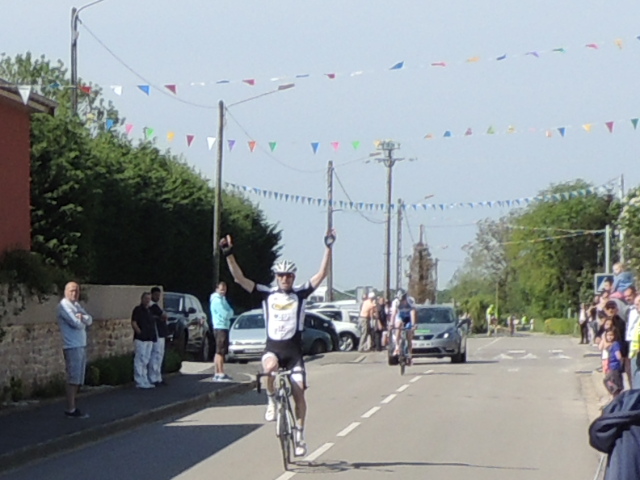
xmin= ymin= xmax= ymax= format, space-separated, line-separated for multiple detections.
xmin=273 ymin=260 xmax=297 ymax=274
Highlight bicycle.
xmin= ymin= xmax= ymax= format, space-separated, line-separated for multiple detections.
xmin=389 ymin=326 xmax=412 ymax=375
xmin=256 ymin=369 xmax=298 ymax=470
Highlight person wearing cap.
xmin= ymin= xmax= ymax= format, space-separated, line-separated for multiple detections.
xmin=358 ymin=292 xmax=377 ymax=352
xmin=219 ymin=229 xmax=336 ymax=458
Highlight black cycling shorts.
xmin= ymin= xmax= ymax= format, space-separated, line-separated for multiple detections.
xmin=264 ymin=338 xmax=306 ymax=387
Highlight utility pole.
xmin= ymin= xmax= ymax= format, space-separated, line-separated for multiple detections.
xmin=212 ymin=100 xmax=225 ymax=289
xmin=396 ymin=198 xmax=403 ymax=292
xmin=70 ymin=1 xmax=105 ymax=114
xmin=327 ymin=161 xmax=334 ymax=301
xmin=376 ymin=140 xmax=402 ymax=301
xmin=434 ymin=257 xmax=439 ymax=304
xmin=605 ymin=224 xmax=611 ymax=273
xmin=619 ymin=174 xmax=625 ymax=264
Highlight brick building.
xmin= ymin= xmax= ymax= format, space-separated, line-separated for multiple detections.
xmin=0 ymin=81 xmax=56 ymax=254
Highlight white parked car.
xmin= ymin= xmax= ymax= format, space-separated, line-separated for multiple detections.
xmin=310 ymin=309 xmax=361 ymax=351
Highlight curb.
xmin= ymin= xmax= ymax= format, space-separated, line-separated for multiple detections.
xmin=0 ymin=380 xmax=256 ymax=474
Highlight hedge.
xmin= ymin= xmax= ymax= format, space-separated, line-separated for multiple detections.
xmin=85 ymin=349 xmax=182 ymax=387
xmin=543 ymin=318 xmax=579 ymax=336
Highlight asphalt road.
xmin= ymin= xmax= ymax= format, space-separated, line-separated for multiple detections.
xmin=3 ymin=334 xmax=602 ymax=480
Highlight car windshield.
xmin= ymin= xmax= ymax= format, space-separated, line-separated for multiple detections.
xmin=416 ymin=308 xmax=455 ymax=325
xmin=234 ymin=314 xmax=265 ymax=330
xmin=163 ymin=295 xmax=182 ymax=313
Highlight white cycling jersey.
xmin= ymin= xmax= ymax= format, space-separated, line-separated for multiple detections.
xmin=255 ymin=282 xmax=315 ymax=341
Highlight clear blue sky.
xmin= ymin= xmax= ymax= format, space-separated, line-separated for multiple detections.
xmin=3 ymin=0 xmax=640 ymax=292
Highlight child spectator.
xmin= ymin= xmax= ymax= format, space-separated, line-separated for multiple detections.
xmin=603 ymin=328 xmax=625 ymax=398
xmin=610 ymin=263 xmax=635 ymax=300
xmin=599 ymin=318 xmax=615 ymax=374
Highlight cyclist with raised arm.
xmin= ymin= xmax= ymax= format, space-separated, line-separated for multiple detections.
xmin=220 ymin=230 xmax=335 ymax=457
xmin=390 ymin=290 xmax=417 ymax=363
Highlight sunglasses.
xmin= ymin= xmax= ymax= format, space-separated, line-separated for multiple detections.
xmin=276 ymin=273 xmax=294 ymax=278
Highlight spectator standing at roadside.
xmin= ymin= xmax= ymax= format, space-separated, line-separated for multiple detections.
xmin=210 ymin=281 xmax=234 ymax=382
xmin=57 ymin=281 xmax=93 ymax=418
xmin=132 ymin=292 xmax=157 ymax=389
xmin=625 ymin=295 xmax=640 ymax=387
xmin=374 ymin=297 xmax=388 ymax=352
xmin=588 ymin=297 xmax=599 ymax=345
xmin=358 ymin=292 xmax=376 ymax=352
xmin=148 ymin=287 xmax=168 ymax=387
xmin=578 ymin=303 xmax=589 ymax=344
xmin=603 ymin=328 xmax=625 ymax=398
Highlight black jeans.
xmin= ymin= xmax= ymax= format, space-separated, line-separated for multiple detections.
xmin=579 ymin=322 xmax=589 ymax=344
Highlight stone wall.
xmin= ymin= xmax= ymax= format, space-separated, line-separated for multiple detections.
xmin=0 ymin=284 xmax=154 ymax=394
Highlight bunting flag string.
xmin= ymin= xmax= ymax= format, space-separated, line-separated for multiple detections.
xmin=91 ymin=112 xmax=639 ymax=151
xmin=5 ymin=33 xmax=640 ymax=96
xmin=223 ymin=181 xmax=616 ymax=213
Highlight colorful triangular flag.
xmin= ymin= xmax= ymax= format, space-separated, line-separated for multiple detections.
xmin=167 ymin=131 xmax=175 ymax=142
xmin=606 ymin=121 xmax=614 ymax=133
xmin=352 ymin=141 xmax=360 ymax=150
xmin=228 ymin=140 xmax=236 ymax=151
xmin=553 ymin=48 xmax=566 ymax=53
xmin=325 ymin=73 xmax=336 ymax=79
xmin=242 ymin=79 xmax=256 ymax=86
xmin=582 ymin=124 xmax=592 ymax=132
xmin=80 ymin=85 xmax=92 ymax=94
xmin=632 ymin=118 xmax=639 ymax=130
xmin=186 ymin=134 xmax=195 ymax=147
xmin=585 ymin=43 xmax=599 ymax=49
xmin=248 ymin=140 xmax=257 ymax=152
xmin=164 ymin=84 xmax=177 ymax=95
xmin=443 ymin=131 xmax=452 ymax=138
xmin=615 ymin=39 xmax=624 ymax=49
xmin=144 ymin=127 xmax=154 ymax=139
xmin=486 ymin=126 xmax=496 ymax=135
xmin=525 ymin=51 xmax=539 ymax=58
xmin=207 ymin=137 xmax=216 ymax=150
xmin=17 ymin=85 xmax=31 ymax=105
xmin=105 ymin=119 xmax=115 ymax=130
xmin=558 ymin=127 xmax=566 ymax=137
xmin=331 ymin=141 xmax=340 ymax=152
xmin=137 ymin=85 xmax=150 ymax=95
xmin=431 ymin=62 xmax=447 ymax=67
xmin=464 ymin=128 xmax=473 ymax=136
xmin=125 ymin=124 xmax=134 ymax=135
xmin=311 ymin=142 xmax=320 ymax=154
xmin=269 ymin=141 xmax=277 ymax=152
xmin=110 ymin=85 xmax=123 ymax=96
xmin=389 ymin=61 xmax=404 ymax=70
xmin=496 ymin=54 xmax=507 ymax=61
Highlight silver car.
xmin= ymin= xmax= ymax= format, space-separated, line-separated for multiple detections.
xmin=389 ymin=305 xmax=469 ymax=364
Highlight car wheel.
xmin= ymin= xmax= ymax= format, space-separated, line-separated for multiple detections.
xmin=310 ymin=339 xmax=328 ymax=355
xmin=339 ymin=332 xmax=357 ymax=352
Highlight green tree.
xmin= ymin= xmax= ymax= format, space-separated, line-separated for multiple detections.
xmin=1 ymin=53 xmax=281 ymax=311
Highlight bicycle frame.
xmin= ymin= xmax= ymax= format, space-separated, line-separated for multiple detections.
xmin=391 ymin=326 xmax=413 ymax=375
xmin=257 ymin=369 xmax=297 ymax=470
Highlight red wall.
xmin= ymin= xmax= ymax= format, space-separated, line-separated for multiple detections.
xmin=0 ymin=98 xmax=31 ymax=253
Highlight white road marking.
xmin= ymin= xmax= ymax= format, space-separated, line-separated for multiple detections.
xmin=353 ymin=355 xmax=367 ymax=363
xmin=304 ymin=442 xmax=334 ymax=462
xmin=396 ymin=384 xmax=410 ymax=392
xmin=550 ymin=354 xmax=572 ymax=359
xmin=476 ymin=337 xmax=501 ymax=352
xmin=507 ymin=368 xmax=520 ymax=372
xmin=381 ymin=394 xmax=397 ymax=404
xmin=522 ymin=353 xmax=538 ymax=359
xmin=361 ymin=406 xmax=381 ymax=418
xmin=550 ymin=349 xmax=564 ymax=353
xmin=336 ymin=422 xmax=360 ymax=437
xmin=423 ymin=369 xmax=434 ymax=375
xmin=508 ymin=350 xmax=526 ymax=354
xmin=410 ymin=376 xmax=422 ymax=383
xmin=494 ymin=353 xmax=514 ymax=360
xmin=275 ymin=471 xmax=296 ymax=480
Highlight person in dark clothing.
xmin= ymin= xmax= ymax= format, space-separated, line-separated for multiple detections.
xmin=374 ymin=297 xmax=388 ymax=352
xmin=148 ymin=287 xmax=168 ymax=386
xmin=131 ymin=292 xmax=157 ymax=389
xmin=589 ymin=389 xmax=640 ymax=480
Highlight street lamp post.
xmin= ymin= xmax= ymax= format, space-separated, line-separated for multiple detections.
xmin=212 ymin=84 xmax=295 ymax=290
xmin=70 ymin=0 xmax=105 ymax=114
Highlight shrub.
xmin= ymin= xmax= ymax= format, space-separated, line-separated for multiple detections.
xmin=86 ymin=353 xmax=134 ymax=386
xmin=164 ymin=349 xmax=182 ymax=374
xmin=31 ymin=374 xmax=66 ymax=399
xmin=2 ymin=376 xmax=25 ymax=402
xmin=544 ymin=318 xmax=578 ymax=336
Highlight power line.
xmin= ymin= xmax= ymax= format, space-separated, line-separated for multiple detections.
xmin=333 ymin=170 xmax=386 ymax=224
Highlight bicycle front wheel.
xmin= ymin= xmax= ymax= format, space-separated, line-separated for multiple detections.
xmin=278 ymin=405 xmax=291 ymax=470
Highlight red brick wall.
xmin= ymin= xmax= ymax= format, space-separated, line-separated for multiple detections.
xmin=0 ymin=98 xmax=31 ymax=253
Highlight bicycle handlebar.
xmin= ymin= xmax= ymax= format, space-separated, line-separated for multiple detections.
xmin=256 ymin=370 xmax=294 ymax=394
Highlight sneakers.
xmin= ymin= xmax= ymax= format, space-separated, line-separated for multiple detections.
xmin=136 ymin=382 xmax=155 ymax=389
xmin=294 ymin=429 xmax=307 ymax=457
xmin=265 ymin=402 xmax=276 ymax=422
xmin=212 ymin=374 xmax=233 ymax=383
xmin=64 ymin=408 xmax=89 ymax=419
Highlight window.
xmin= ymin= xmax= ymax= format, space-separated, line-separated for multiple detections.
xmin=234 ymin=314 xmax=265 ymax=330
xmin=417 ymin=308 xmax=455 ymax=325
